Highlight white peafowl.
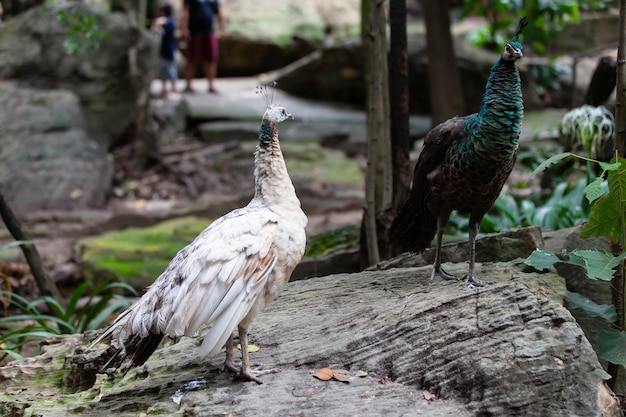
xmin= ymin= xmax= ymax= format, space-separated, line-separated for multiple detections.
xmin=90 ymin=86 xmax=307 ymax=384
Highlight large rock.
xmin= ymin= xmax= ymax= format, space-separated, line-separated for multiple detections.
xmin=220 ymin=0 xmax=359 ymax=76
xmin=163 ymin=0 xmax=360 ymax=76
xmin=0 ymin=261 xmax=616 ymax=416
xmin=0 ymin=81 xmax=113 ymax=211
xmin=0 ymin=1 xmax=156 ymax=210
xmin=273 ymin=33 xmax=542 ymax=115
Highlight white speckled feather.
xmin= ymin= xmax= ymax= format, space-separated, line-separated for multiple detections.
xmin=91 ymin=102 xmax=307 ymax=374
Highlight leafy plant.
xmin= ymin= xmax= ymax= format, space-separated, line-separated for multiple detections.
xmin=524 ymin=153 xmax=626 ymax=368
xmin=56 ymin=10 xmax=109 ymax=55
xmin=561 ymin=105 xmax=615 ymax=162
xmin=461 ymin=0 xmax=611 ymax=54
xmin=447 ymin=175 xmax=592 ymax=238
xmin=0 ymin=280 xmax=135 ymax=362
xmin=528 ymin=61 xmax=571 ymax=95
xmin=520 ymin=177 xmax=590 ymax=230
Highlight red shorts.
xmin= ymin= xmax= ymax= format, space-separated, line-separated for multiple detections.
xmin=187 ymin=33 xmax=218 ymax=63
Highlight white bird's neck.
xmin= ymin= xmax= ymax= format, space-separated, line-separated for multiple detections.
xmin=253 ymin=119 xmax=302 ymax=212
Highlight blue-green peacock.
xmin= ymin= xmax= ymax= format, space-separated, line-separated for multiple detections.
xmin=390 ymin=18 xmax=527 ymax=287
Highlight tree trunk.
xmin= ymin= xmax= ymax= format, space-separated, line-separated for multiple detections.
xmin=124 ymin=0 xmax=159 ymax=166
xmin=421 ymin=0 xmax=465 ymax=125
xmin=388 ymin=0 xmax=411 ymax=210
xmin=0 ymin=192 xmax=63 ymax=304
xmin=607 ymin=0 xmax=626 ymax=392
xmin=362 ymin=0 xmax=391 ymax=266
xmin=617 ymin=0 xmax=626 ymax=158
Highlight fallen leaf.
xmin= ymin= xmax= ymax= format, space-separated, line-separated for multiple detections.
xmin=355 ymin=370 xmax=368 ymax=377
xmin=312 ymin=368 xmax=334 ymax=381
xmin=133 ymin=199 xmax=147 ymax=209
xmin=423 ymin=390 xmax=436 ymax=401
xmin=291 ymin=384 xmax=327 ymax=397
xmin=38 ymin=390 xmax=56 ymax=397
xmin=331 ymin=369 xmax=352 ymax=383
xmin=236 ymin=343 xmax=260 ymax=353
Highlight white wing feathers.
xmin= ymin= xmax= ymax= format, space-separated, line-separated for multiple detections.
xmin=95 ymin=206 xmax=285 ymax=359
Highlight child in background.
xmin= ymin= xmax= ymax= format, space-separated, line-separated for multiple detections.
xmin=153 ymin=3 xmax=177 ymax=99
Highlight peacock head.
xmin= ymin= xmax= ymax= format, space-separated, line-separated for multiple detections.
xmin=502 ymin=40 xmax=523 ymax=62
xmin=263 ymin=103 xmax=293 ymax=124
xmin=502 ymin=16 xmax=527 ymax=62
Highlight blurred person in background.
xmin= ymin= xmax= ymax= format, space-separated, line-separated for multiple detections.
xmin=153 ymin=3 xmax=178 ymax=99
xmin=181 ymin=0 xmax=226 ymax=94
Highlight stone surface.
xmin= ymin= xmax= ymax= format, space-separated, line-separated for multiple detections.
xmin=0 ymin=1 xmax=156 ymax=149
xmin=272 ymin=26 xmax=543 ymax=114
xmin=0 ymin=261 xmax=613 ymax=416
xmin=545 ymin=227 xmax=619 ymax=391
xmin=0 ymin=81 xmax=113 ymax=211
xmin=548 ymin=10 xmax=620 ymax=55
xmin=373 ymin=226 xmax=545 ymax=272
xmin=0 ymin=0 xmax=155 ymax=211
xmin=163 ymin=0 xmax=360 ymax=76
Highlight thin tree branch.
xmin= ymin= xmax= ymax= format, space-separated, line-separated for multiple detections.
xmin=0 ymin=192 xmax=63 ymax=304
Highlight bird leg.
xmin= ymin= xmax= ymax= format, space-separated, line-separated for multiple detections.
xmin=463 ymin=214 xmax=493 ymax=287
xmin=430 ymin=213 xmax=459 ymax=282
xmin=223 ymin=326 xmax=279 ymax=384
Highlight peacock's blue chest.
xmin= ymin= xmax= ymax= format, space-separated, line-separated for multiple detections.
xmin=450 ymin=62 xmax=522 ymax=179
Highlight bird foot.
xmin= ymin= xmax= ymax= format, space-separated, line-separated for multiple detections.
xmin=462 ymin=274 xmax=493 ymax=288
xmin=223 ymin=359 xmax=279 ymax=384
xmin=430 ymin=266 xmax=460 ymax=282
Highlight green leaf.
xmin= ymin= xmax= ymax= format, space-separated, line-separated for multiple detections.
xmin=598 ymin=329 xmax=626 ymax=367
xmin=569 ymin=249 xmax=626 ymax=281
xmin=567 ymin=291 xmax=616 ymax=322
xmin=66 ymin=281 xmax=90 ymax=318
xmin=0 ymin=349 xmax=23 ymax=361
xmin=583 ymin=177 xmax=606 ymax=204
xmin=599 ymin=161 xmax=622 ymax=172
xmin=566 ymin=251 xmax=587 ymax=268
xmin=528 ymin=152 xmax=575 ymax=180
xmin=581 ymin=156 xmax=626 ymax=242
xmin=524 ymin=249 xmax=560 ymax=270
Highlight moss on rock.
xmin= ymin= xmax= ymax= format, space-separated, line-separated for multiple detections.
xmin=304 ymin=224 xmax=360 ymax=258
xmin=76 ymin=217 xmax=211 ymax=290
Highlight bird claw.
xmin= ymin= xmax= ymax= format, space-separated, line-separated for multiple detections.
xmin=240 ymin=366 xmax=280 ymax=384
xmin=223 ymin=359 xmax=280 ymax=384
xmin=462 ymin=275 xmax=493 ymax=288
xmin=430 ymin=266 xmax=460 ymax=282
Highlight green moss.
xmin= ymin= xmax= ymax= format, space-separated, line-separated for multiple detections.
xmin=76 ymin=217 xmax=211 ymax=289
xmin=305 ymin=224 xmax=360 ymax=258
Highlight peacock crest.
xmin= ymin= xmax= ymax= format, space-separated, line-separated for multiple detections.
xmin=502 ymin=17 xmax=527 ymax=61
xmin=256 ymin=82 xmax=293 ymax=143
